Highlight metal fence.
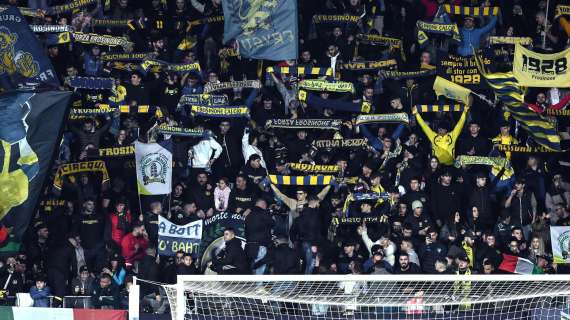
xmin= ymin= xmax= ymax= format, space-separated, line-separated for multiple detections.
xmin=3 ymin=295 xmax=115 ymax=308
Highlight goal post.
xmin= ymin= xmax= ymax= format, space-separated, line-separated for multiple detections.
xmin=145 ymin=274 xmax=570 ymax=320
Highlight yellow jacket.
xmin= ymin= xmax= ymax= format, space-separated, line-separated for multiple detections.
xmin=414 ymin=108 xmax=468 ymax=165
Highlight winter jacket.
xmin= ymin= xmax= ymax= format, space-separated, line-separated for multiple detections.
xmin=245 ymin=206 xmax=274 ymax=246
xmin=30 ymin=286 xmax=51 ymax=307
xmin=290 ymin=207 xmax=322 ymax=244
xmin=121 ymin=233 xmax=149 ymax=265
xmin=191 ymin=137 xmax=222 ymax=168
xmin=457 ymin=16 xmax=497 ymax=56
xmin=109 ymin=210 xmax=132 ymax=245
xmin=211 ymin=237 xmax=249 ymax=274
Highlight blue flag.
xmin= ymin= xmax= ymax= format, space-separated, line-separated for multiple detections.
xmin=0 ymin=6 xmax=60 ymax=90
xmin=0 ymin=91 xmax=71 ymax=252
xmin=222 ymin=0 xmax=298 ymax=60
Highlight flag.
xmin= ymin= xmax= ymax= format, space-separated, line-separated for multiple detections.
xmin=222 ymin=0 xmax=298 ymax=60
xmin=0 ymin=91 xmax=71 ymax=251
xmin=0 ymin=6 xmax=59 ymax=91
xmin=498 ymin=254 xmax=541 ymax=274
xmin=550 ymin=226 xmax=570 ymax=264
xmin=474 ymin=54 xmax=561 ymax=151
xmin=135 ymin=140 xmax=172 ymax=195
xmin=433 ymin=76 xmax=471 ymax=105
xmin=0 ymin=306 xmax=127 ymax=320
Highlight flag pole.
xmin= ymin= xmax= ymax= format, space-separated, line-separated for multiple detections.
xmin=543 ymin=0 xmax=550 ymax=49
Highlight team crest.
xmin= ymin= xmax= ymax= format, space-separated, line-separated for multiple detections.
xmin=140 ymin=152 xmax=168 ymax=185
xmin=0 ymin=26 xmax=40 ymax=78
xmin=227 ymin=0 xmax=279 ymax=35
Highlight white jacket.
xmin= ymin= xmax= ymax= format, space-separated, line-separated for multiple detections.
xmin=242 ymin=129 xmax=267 ymax=168
xmin=191 ymin=137 xmax=222 ymax=168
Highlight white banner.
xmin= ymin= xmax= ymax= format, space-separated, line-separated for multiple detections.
xmin=158 ymin=216 xmax=202 ymax=256
xmin=135 ymin=140 xmax=172 ymax=195
xmin=550 ymin=226 xmax=570 ymax=264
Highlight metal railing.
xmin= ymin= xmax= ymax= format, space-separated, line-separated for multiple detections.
xmin=3 ymin=295 xmax=116 ymax=308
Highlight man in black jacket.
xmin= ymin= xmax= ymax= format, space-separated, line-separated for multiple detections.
xmin=210 ymin=228 xmax=249 ymax=274
xmin=290 ymin=196 xmax=323 ymax=274
xmin=91 ymin=273 xmax=121 ymax=309
xmin=430 ymin=170 xmax=463 ymax=227
xmin=458 ymin=121 xmax=491 ymax=157
xmin=468 ymin=172 xmax=496 ymax=231
xmin=245 ymin=199 xmax=274 ymax=274
xmin=253 ymin=238 xmax=301 ymax=274
xmin=393 ymin=252 xmax=421 ymax=274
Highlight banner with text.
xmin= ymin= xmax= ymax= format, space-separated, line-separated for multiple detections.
xmin=437 ymin=52 xmax=491 ymax=89
xmin=158 ymin=216 xmax=202 ymax=257
xmin=513 ymin=44 xmax=570 ymax=88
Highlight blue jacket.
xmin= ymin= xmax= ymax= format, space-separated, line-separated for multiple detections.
xmin=30 ymin=286 xmax=51 ymax=307
xmin=457 ymin=16 xmax=497 ymax=56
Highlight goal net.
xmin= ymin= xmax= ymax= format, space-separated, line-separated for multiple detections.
xmin=136 ymin=275 xmax=570 ymax=320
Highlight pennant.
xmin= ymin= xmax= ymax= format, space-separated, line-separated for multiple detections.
xmin=288 ymin=163 xmax=340 ymax=174
xmin=513 ymin=44 xmax=570 ymax=88
xmin=475 ymin=54 xmax=561 ymax=151
xmin=53 ymin=160 xmax=110 ymax=190
xmin=298 ymin=79 xmax=354 ymax=93
xmin=417 ymin=104 xmax=465 ymax=113
xmin=156 ymin=124 xmax=204 ymax=137
xmin=0 ymin=91 xmax=70 ymax=250
xmin=443 ymin=5 xmax=500 ymax=16
xmin=268 ymin=174 xmax=333 ymax=186
xmin=0 ymin=6 xmax=60 ymax=90
xmin=266 ymin=66 xmax=332 ymax=76
xmin=222 ymin=0 xmax=297 ymax=60
xmin=355 ymin=113 xmax=409 ymax=126
xmin=204 ymin=80 xmax=261 ymax=93
xmin=312 ymin=139 xmax=368 ymax=149
xmin=433 ymin=76 xmax=471 ymax=105
xmin=265 ymin=118 xmax=342 ymax=130
xmin=135 ymin=140 xmax=173 ymax=196
xmin=190 ymin=105 xmax=249 ymax=118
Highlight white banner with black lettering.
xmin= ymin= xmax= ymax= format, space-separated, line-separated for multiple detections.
xmin=158 ymin=216 xmax=202 ymax=257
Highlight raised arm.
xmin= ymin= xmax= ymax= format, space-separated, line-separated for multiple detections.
xmin=412 ymin=106 xmax=436 ymax=142
xmin=450 ymin=105 xmax=469 ymax=140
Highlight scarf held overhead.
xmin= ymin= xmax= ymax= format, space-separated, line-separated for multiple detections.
xmin=204 ymin=80 xmax=261 ymax=93
xmin=312 ymin=139 xmax=369 ymax=149
xmin=266 ymin=66 xmax=332 ymax=76
xmin=98 ymin=146 xmax=135 ymax=158
xmin=190 ymin=105 xmax=249 ymax=118
xmin=417 ymin=104 xmax=465 ymax=112
xmin=416 ymin=21 xmax=461 ymax=46
xmin=443 ymin=5 xmax=500 ymax=16
xmin=298 ymin=90 xmax=370 ymax=113
xmin=68 ymin=77 xmax=114 ymax=90
xmin=298 ymin=79 xmax=354 ymax=93
xmin=30 ymin=25 xmax=72 ymax=33
xmin=265 ymin=118 xmax=342 ymax=130
xmin=355 ymin=113 xmax=409 ymax=125
xmin=288 ymin=163 xmax=340 ymax=173
xmin=178 ymin=94 xmax=229 ymax=107
xmin=53 ymin=160 xmax=110 ymax=189
xmin=157 ymin=124 xmax=204 ymax=137
xmin=269 ymin=174 xmax=333 ymax=185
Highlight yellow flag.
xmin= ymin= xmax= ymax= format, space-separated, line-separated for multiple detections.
xmin=433 ymin=76 xmax=471 ymax=105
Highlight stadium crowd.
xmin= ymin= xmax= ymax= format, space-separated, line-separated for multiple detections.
xmin=1 ymin=0 xmax=570 ymax=313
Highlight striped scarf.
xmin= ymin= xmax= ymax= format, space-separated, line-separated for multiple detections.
xmin=269 ymin=175 xmax=333 ymax=185
xmin=416 ymin=104 xmax=465 ymax=113
xmin=266 ymin=66 xmax=332 ymax=76
xmin=288 ymin=163 xmax=340 ymax=174
xmin=443 ymin=5 xmax=500 ymax=16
